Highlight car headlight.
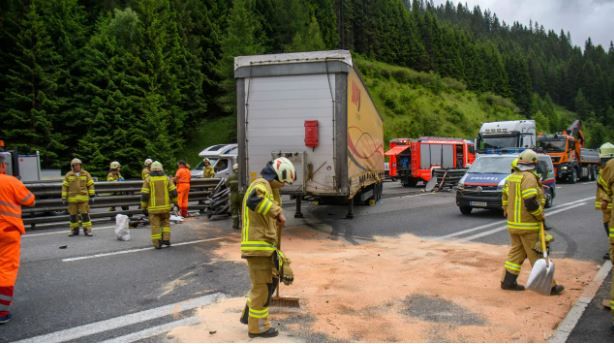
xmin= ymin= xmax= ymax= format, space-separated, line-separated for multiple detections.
xmin=561 ymin=166 xmax=568 ymax=170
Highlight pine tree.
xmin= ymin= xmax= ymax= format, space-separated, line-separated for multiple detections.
xmin=215 ymin=0 xmax=264 ymax=115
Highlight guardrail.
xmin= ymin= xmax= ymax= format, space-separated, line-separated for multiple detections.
xmin=22 ymin=178 xmax=222 ymax=229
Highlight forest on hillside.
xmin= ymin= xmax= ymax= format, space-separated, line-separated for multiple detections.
xmin=0 ymin=0 xmax=612 ymax=177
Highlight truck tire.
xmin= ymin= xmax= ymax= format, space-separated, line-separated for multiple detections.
xmin=570 ymin=169 xmax=578 ymax=184
xmin=402 ymin=178 xmax=417 ymax=187
xmin=459 ymin=206 xmax=472 ymax=215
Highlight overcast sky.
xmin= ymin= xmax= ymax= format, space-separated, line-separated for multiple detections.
xmin=431 ymin=0 xmax=614 ymax=49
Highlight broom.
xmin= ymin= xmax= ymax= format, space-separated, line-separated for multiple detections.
xmin=271 ymin=222 xmax=300 ymax=308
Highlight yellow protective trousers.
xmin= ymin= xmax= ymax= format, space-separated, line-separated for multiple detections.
xmin=243 ymin=256 xmax=276 ymax=335
xmin=67 ymin=202 xmax=91 ymax=233
xmin=149 ymin=213 xmax=170 ymax=247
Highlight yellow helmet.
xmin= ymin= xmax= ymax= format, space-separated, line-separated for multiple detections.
xmin=518 ymin=149 xmax=538 ymax=166
xmin=151 ymin=161 xmax=163 ymax=172
xmin=110 ymin=161 xmax=120 ymax=169
xmin=70 ymin=158 xmax=82 ymax=166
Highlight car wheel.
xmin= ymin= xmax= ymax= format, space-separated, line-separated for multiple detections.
xmin=459 ymin=206 xmax=472 ymax=215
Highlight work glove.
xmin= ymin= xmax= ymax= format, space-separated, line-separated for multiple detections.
xmin=280 ymin=256 xmax=294 ymax=286
xmin=118 ymin=177 xmax=125 ymax=182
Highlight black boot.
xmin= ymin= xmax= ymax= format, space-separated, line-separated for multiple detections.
xmin=248 ymin=327 xmax=279 ymax=338
xmin=501 ymin=271 xmax=525 ymax=291
xmin=551 ymin=284 xmax=565 ymax=295
xmin=162 ymin=240 xmax=171 ymax=246
xmin=239 ymin=304 xmax=249 ymax=325
xmin=68 ymin=229 xmax=79 ymax=237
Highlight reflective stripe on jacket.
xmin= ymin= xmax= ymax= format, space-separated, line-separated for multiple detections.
xmin=502 ymin=171 xmax=544 ymax=231
xmin=62 ymin=170 xmax=95 ymax=203
xmin=140 ymin=175 xmax=177 ymax=214
xmin=241 ymin=178 xmax=282 ymax=257
xmin=0 ymin=174 xmax=35 ymax=234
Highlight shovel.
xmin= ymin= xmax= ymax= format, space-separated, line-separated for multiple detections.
xmin=271 ymin=222 xmax=300 ymax=308
xmin=526 ymin=222 xmax=555 ymax=295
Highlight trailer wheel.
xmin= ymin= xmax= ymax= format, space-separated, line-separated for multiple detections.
xmin=459 ymin=206 xmax=472 ymax=215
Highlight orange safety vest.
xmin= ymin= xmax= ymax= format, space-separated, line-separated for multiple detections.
xmin=0 ymin=174 xmax=35 ymax=234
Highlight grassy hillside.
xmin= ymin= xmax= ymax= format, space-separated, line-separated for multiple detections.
xmin=355 ymin=56 xmax=523 ymax=143
xmin=181 ymin=56 xmax=590 ymax=162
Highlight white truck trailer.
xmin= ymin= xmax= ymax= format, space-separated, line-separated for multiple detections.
xmin=234 ymin=50 xmax=384 ymax=218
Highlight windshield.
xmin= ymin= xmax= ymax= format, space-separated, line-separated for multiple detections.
xmin=538 ymin=138 xmax=566 ymax=152
xmin=468 ymin=156 xmax=515 ymax=174
xmin=478 ymin=135 xmax=518 ymax=150
xmin=193 ymin=158 xmax=218 ymax=171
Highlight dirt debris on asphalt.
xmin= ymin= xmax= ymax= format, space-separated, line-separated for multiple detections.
xmin=169 ymin=226 xmax=597 ymax=342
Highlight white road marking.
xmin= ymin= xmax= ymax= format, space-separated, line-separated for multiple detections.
xmin=549 ymin=260 xmax=612 ymax=343
xmin=437 ymin=197 xmax=595 ymax=241
xmin=102 ymin=316 xmax=201 ymax=343
xmin=459 ymin=202 xmax=587 ymax=242
xmin=62 ymin=237 xmax=226 ymax=262
xmin=16 ymin=293 xmax=224 ymax=343
xmin=23 ymin=225 xmax=116 ymax=238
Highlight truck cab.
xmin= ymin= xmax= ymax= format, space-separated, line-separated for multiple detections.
xmin=456 ymin=152 xmax=556 ymax=215
xmin=476 ymin=120 xmax=536 ymax=153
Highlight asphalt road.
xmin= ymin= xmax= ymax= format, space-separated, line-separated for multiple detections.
xmin=2 ymin=180 xmax=608 ymax=342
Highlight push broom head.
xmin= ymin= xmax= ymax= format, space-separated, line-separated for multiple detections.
xmin=271 ymin=296 xmax=300 ymax=308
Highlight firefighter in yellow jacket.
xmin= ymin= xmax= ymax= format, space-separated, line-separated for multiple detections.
xmin=140 ymin=161 xmax=177 ymax=249
xmin=597 ymin=151 xmax=613 ymax=260
xmin=142 ymin=158 xmax=153 ymax=180
xmin=597 ymin=158 xmax=614 ymax=319
xmin=239 ymin=157 xmax=296 ymax=338
xmin=62 ymin=158 xmax=96 ymax=237
xmin=501 ymin=149 xmax=564 ymax=294
xmin=202 ymin=158 xmax=215 ymax=178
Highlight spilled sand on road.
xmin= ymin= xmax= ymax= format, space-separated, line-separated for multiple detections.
xmin=169 ymin=226 xmax=598 ymax=342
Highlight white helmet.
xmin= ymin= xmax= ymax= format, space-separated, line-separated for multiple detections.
xmin=233 ymin=163 xmax=239 ymax=172
xmin=144 ymin=158 xmax=153 ymax=167
xmin=110 ymin=161 xmax=120 ymax=169
xmin=151 ymin=161 xmax=163 ymax=172
xmin=71 ymin=158 xmax=82 ymax=166
xmin=272 ymin=157 xmax=296 ymax=184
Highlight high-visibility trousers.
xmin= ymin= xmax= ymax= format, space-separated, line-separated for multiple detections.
xmin=609 ymin=218 xmax=614 ymax=314
xmin=0 ymin=223 xmax=21 ymax=317
xmin=176 ymin=184 xmax=190 ymax=210
xmin=67 ymin=201 xmax=91 ymax=232
xmin=149 ymin=212 xmax=171 ymax=246
xmin=242 ymin=256 xmax=276 ymax=335
xmin=503 ymin=228 xmax=557 ymax=286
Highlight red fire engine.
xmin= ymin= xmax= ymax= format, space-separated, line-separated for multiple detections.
xmin=385 ymin=137 xmax=475 ymax=187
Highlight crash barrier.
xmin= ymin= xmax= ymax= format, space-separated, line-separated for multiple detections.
xmin=431 ymin=169 xmax=467 ymax=192
xmin=22 ymin=178 xmax=223 ymax=229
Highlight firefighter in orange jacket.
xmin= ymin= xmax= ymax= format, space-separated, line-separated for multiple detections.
xmin=239 ymin=157 xmax=296 ymax=338
xmin=0 ymin=154 xmax=35 ymax=324
xmin=174 ymin=160 xmax=191 ymax=217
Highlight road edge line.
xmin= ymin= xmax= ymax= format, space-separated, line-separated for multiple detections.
xmin=549 ymin=260 xmax=612 ymax=343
